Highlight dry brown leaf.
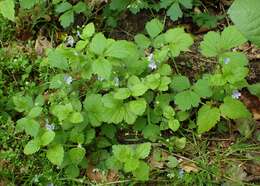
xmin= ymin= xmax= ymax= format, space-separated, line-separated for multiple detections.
xmin=240 ymin=90 xmax=260 ymax=120
xmin=86 ymin=165 xmax=119 ymax=183
xmin=180 ymin=160 xmax=199 ymax=173
xmin=35 ymin=36 xmax=52 ymax=56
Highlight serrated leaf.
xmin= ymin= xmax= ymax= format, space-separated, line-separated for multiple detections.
xmin=157 ymin=64 xmax=172 ymax=76
xmin=47 ymin=144 xmax=64 ymax=166
xmin=124 ymin=158 xmax=140 ymax=172
xmin=55 ymin=2 xmax=72 ymax=13
xmin=81 ymin=23 xmax=95 ymax=39
xmin=175 ymin=90 xmax=200 ymax=110
xmin=20 ymin=0 xmax=37 ymax=9
xmin=28 ymin=107 xmax=42 ymax=118
xmin=112 ymin=145 xmax=133 ymax=162
xmin=13 ymin=95 xmax=33 ymax=112
xmin=144 ymin=73 xmax=161 ymax=90
xmin=90 ymin=33 xmax=107 ymax=55
xmin=0 ymin=0 xmax=15 ymax=21
xmin=134 ymin=34 xmax=151 ymax=49
xmin=193 ymin=79 xmax=212 ymax=98
xmin=143 ymin=124 xmax=160 ymax=142
xmin=168 ymin=119 xmax=180 ymax=131
xmin=200 ymin=32 xmax=221 ymax=57
xmin=40 ymin=130 xmax=55 ymax=146
xmin=68 ymin=147 xmax=86 ymax=165
xmin=133 ymin=161 xmax=150 ymax=181
xmin=163 ymin=106 xmax=175 ymax=119
xmin=16 ymin=118 xmax=40 ymax=137
xmin=114 ymin=88 xmax=131 ymax=100
xmin=248 ymin=83 xmax=260 ymax=97
xmin=69 ymin=112 xmax=83 ymax=123
xmin=228 ymin=0 xmax=260 ymax=46
xmin=128 ymin=99 xmax=147 ymax=116
xmin=167 ymin=2 xmax=182 ymax=21
xmin=171 ymin=75 xmax=190 ymax=92
xmin=92 ymin=58 xmax=112 ymax=79
xmin=165 ymin=28 xmax=193 ymax=57
xmin=135 ymin=143 xmax=151 ymax=159
xmin=145 ymin=18 xmax=164 ymax=38
xmin=220 ymin=97 xmax=251 ymax=119
xmin=73 ymin=1 xmax=87 ymax=13
xmin=129 ymin=83 xmax=148 ymax=97
xmin=105 ymin=40 xmax=139 ymax=60
xmin=179 ymin=0 xmax=193 ymax=9
xmin=220 ymin=26 xmax=247 ymax=50
xmin=24 ymin=139 xmax=40 ymax=155
xmin=65 ymin=165 xmax=80 ymax=178
xmin=197 ymin=105 xmax=220 ymax=134
xmin=167 ymin=156 xmax=178 ymax=168
xmin=59 ymin=10 xmax=74 ymax=28
xmin=48 ymin=49 xmax=68 ymax=70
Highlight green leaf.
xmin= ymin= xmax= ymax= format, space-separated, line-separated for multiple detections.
xmin=167 ymin=2 xmax=182 ymax=21
xmin=144 ymin=73 xmax=161 ymax=90
xmin=20 ymin=0 xmax=37 ymax=9
xmin=200 ymin=26 xmax=247 ymax=57
xmin=133 ymin=161 xmax=150 ymax=181
xmin=135 ymin=143 xmax=151 ymax=159
xmin=200 ymin=32 xmax=221 ymax=57
xmin=134 ymin=34 xmax=151 ymax=49
xmin=16 ymin=118 xmax=40 ymax=137
xmin=90 ymin=33 xmax=107 ymax=55
xmin=165 ymin=28 xmax=193 ymax=57
xmin=145 ymin=18 xmax=164 ymax=38
xmin=179 ymin=0 xmax=193 ymax=9
xmin=168 ymin=119 xmax=180 ymax=132
xmin=167 ymin=156 xmax=178 ymax=168
xmin=220 ymin=26 xmax=247 ymax=50
xmin=124 ymin=158 xmax=140 ymax=172
xmin=157 ymin=64 xmax=172 ymax=76
xmin=158 ymin=76 xmax=171 ymax=91
xmin=13 ymin=95 xmax=33 ymax=112
xmin=171 ymin=75 xmax=190 ymax=92
xmin=28 ymin=107 xmax=42 ymax=118
xmin=197 ymin=105 xmax=220 ymax=134
xmin=128 ymin=99 xmax=147 ymax=116
xmin=114 ymin=88 xmax=131 ymax=100
xmin=48 ymin=49 xmax=68 ymax=70
xmin=175 ymin=90 xmax=200 ymax=110
xmin=143 ymin=124 xmax=160 ymax=142
xmin=81 ymin=23 xmax=95 ymax=39
xmin=220 ymin=97 xmax=251 ymax=119
xmin=52 ymin=103 xmax=73 ymax=121
xmin=105 ymin=41 xmax=139 ymax=60
xmin=92 ymin=58 xmax=112 ymax=79
xmin=24 ymin=139 xmax=41 ymax=155
xmin=129 ymin=83 xmax=148 ymax=97
xmin=65 ymin=165 xmax=80 ymax=178
xmin=55 ymin=2 xmax=72 ymax=13
xmin=59 ymin=10 xmax=74 ymax=28
xmin=69 ymin=112 xmax=83 ymax=123
xmin=84 ymin=94 xmax=104 ymax=126
xmin=112 ymin=145 xmax=133 ymax=162
xmin=110 ymin=0 xmax=130 ymax=11
xmin=219 ymin=52 xmax=248 ymax=67
xmin=46 ymin=144 xmax=64 ymax=166
xmin=73 ymin=1 xmax=87 ymax=13
xmin=40 ymin=130 xmax=55 ymax=146
xmin=163 ymin=106 xmax=175 ymax=119
xmin=68 ymin=147 xmax=86 ymax=165
xmin=228 ymin=0 xmax=260 ymax=47
xmin=193 ymin=79 xmax=212 ymax=98
xmin=248 ymin=83 xmax=260 ymax=98
xmin=0 ymin=0 xmax=15 ymax=21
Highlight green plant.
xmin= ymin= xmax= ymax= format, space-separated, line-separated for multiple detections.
xmin=106 ymin=143 xmax=151 ymax=181
xmin=228 ymin=0 xmax=260 ymax=47
xmin=7 ymin=18 xmax=254 ymax=182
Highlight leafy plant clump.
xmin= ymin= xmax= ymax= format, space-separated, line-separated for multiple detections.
xmin=9 ymin=16 xmax=255 ymax=181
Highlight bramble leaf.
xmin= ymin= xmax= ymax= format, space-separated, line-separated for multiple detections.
xmin=197 ymin=105 xmax=220 ymax=134
xmin=220 ymin=97 xmax=251 ymax=119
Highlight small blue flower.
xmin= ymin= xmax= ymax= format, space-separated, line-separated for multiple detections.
xmin=178 ymin=168 xmax=184 ymax=178
xmin=45 ymin=124 xmax=55 ymax=131
xmin=232 ymin=90 xmax=241 ymax=99
xmin=66 ymin=35 xmax=75 ymax=47
xmin=114 ymin=77 xmax=119 ymax=86
xmin=64 ymin=75 xmax=73 ymax=85
xmin=148 ymin=53 xmax=157 ymax=70
xmin=224 ymin=58 xmax=230 ymax=64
